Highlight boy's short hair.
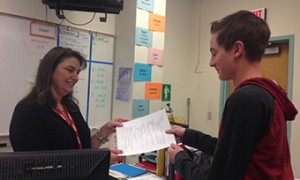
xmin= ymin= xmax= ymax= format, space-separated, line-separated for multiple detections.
xmin=211 ymin=10 xmax=271 ymax=62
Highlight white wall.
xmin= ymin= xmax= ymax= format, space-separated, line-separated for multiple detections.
xmin=112 ymin=0 xmax=137 ymax=119
xmin=164 ymin=0 xmax=300 ymax=178
xmin=164 ymin=0 xmax=197 ymax=123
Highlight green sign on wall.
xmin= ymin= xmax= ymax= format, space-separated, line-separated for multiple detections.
xmin=162 ymin=84 xmax=171 ymax=101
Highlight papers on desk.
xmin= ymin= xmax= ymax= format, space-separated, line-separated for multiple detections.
xmin=116 ymin=109 xmax=176 ymax=156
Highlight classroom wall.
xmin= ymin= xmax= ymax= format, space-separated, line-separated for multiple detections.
xmin=113 ymin=0 xmax=137 ymax=119
xmin=164 ymin=0 xmax=197 ymax=123
xmin=1 ymin=0 xmax=300 ymax=178
xmin=0 ymin=0 xmax=116 ymax=35
xmin=163 ymin=0 xmax=300 ymax=178
xmin=0 ymin=0 xmax=117 ymax=151
xmin=114 ymin=0 xmax=167 ymax=119
xmin=164 ymin=0 xmax=228 ymax=138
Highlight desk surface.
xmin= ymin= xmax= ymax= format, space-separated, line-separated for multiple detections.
xmin=109 ymin=172 xmax=165 ymax=180
xmin=128 ymin=172 xmax=165 ymax=180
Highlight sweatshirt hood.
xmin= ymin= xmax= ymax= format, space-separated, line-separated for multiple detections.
xmin=236 ymin=77 xmax=298 ymax=121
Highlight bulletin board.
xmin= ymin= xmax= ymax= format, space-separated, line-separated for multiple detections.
xmin=0 ymin=14 xmax=115 ymax=133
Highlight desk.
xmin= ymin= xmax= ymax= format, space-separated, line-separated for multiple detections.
xmin=109 ymin=172 xmax=165 ymax=180
xmin=0 ymin=135 xmax=12 ymax=153
xmin=128 ymin=172 xmax=165 ymax=180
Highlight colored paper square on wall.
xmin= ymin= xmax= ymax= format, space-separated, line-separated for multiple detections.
xmin=134 ymin=63 xmax=152 ymax=82
xmin=116 ymin=67 xmax=132 ymax=101
xmin=162 ymin=84 xmax=171 ymax=101
xmin=135 ymin=27 xmax=153 ymax=47
xmin=148 ymin=48 xmax=163 ymax=66
xmin=132 ymin=99 xmax=150 ymax=118
xmin=149 ymin=13 xmax=166 ymax=32
xmin=137 ymin=0 xmax=154 ymax=12
xmin=145 ymin=82 xmax=162 ymax=100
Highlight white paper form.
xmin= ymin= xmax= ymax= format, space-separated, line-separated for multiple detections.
xmin=116 ymin=109 xmax=176 ymax=156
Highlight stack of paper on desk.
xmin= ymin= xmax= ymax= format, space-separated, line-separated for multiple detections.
xmin=116 ymin=109 xmax=176 ymax=156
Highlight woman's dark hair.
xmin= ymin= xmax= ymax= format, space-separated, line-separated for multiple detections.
xmin=210 ymin=10 xmax=271 ymax=62
xmin=21 ymin=47 xmax=87 ymax=111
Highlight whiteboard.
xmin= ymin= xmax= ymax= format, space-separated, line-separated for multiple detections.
xmin=59 ymin=26 xmax=91 ymax=59
xmin=0 ymin=15 xmax=115 ymax=133
xmin=91 ymin=33 xmax=114 ymax=63
xmin=0 ymin=14 xmax=57 ymax=133
xmin=72 ymin=63 xmax=90 ymax=120
xmin=88 ymin=63 xmax=113 ymax=128
xmin=59 ymin=27 xmax=114 ymax=128
xmin=88 ymin=32 xmax=114 ymax=128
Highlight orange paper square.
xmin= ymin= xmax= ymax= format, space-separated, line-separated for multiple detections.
xmin=145 ymin=82 xmax=162 ymax=100
xmin=149 ymin=13 xmax=165 ymax=32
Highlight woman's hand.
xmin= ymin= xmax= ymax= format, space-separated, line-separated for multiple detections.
xmin=91 ymin=117 xmax=128 ymax=148
xmin=109 ymin=148 xmax=123 ymax=165
xmin=98 ymin=117 xmax=128 ymax=138
xmin=165 ymin=125 xmax=186 ymax=143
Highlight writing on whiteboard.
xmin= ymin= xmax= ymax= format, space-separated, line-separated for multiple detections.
xmin=90 ymin=66 xmax=109 ymax=109
xmin=59 ymin=27 xmax=90 ymax=59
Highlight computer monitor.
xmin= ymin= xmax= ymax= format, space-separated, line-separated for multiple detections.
xmin=0 ymin=149 xmax=110 ymax=180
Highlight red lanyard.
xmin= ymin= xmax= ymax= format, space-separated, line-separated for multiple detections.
xmin=55 ymin=106 xmax=82 ymax=150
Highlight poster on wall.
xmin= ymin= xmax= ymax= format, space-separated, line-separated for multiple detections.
xmin=116 ymin=67 xmax=132 ymax=101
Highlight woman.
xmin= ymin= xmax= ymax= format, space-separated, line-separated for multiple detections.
xmin=9 ymin=47 xmax=127 ymax=164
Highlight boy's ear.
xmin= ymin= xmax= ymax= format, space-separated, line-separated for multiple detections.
xmin=233 ymin=41 xmax=244 ymax=57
